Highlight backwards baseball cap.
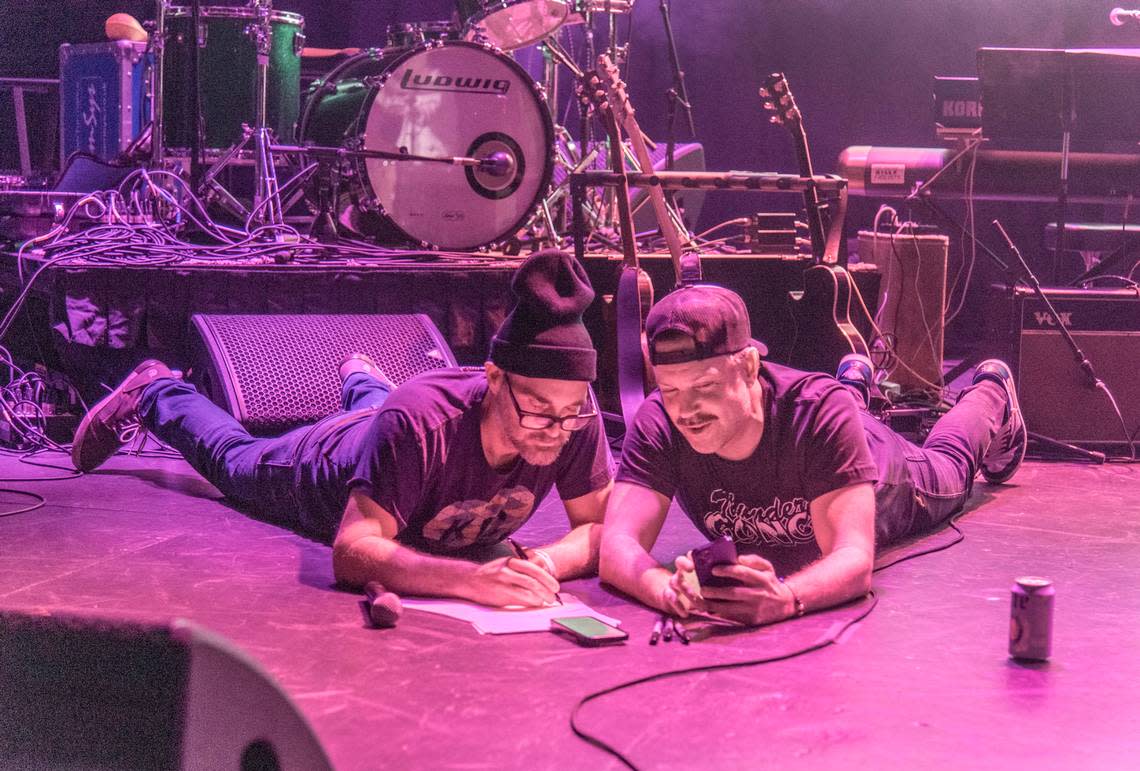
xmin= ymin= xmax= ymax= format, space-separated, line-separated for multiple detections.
xmin=490 ymin=249 xmax=597 ymax=381
xmin=645 ymin=284 xmax=768 ymax=365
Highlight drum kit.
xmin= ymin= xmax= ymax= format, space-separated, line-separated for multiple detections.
xmin=144 ymin=0 xmax=665 ymax=251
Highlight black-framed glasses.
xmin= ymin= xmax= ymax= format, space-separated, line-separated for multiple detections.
xmin=504 ymin=375 xmax=598 ymax=431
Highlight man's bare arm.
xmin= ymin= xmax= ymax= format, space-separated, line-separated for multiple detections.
xmin=332 ymin=490 xmax=559 ymax=607
xmin=785 ymin=480 xmax=876 ymax=610
xmin=598 ymin=481 xmax=680 ymax=613
xmin=518 ymin=480 xmax=613 ymax=581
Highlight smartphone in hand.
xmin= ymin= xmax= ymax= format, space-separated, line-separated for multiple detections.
xmin=691 ymin=535 xmax=740 ymax=589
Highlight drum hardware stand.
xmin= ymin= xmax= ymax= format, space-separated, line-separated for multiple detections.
xmin=187 ymin=0 xmax=301 ymax=239
xmin=188 ymin=0 xmax=206 ymax=193
xmin=150 ymin=3 xmax=167 ymax=169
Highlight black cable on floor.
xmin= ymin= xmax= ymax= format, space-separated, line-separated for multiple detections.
xmin=871 ymin=520 xmax=966 ymax=573
xmin=570 ymin=506 xmax=977 ymax=768
xmin=569 ymin=592 xmax=879 ymax=769
xmin=0 ymin=488 xmax=45 ymax=518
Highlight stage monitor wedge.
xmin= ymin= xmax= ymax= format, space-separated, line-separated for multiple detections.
xmin=191 ymin=313 xmax=458 ymax=435
xmin=0 ymin=609 xmax=333 ymax=771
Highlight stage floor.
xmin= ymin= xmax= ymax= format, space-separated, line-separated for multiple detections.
xmin=1 ymin=450 xmax=1137 ymax=769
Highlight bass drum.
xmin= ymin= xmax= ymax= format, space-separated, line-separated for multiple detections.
xmin=300 ymin=41 xmax=553 ymax=250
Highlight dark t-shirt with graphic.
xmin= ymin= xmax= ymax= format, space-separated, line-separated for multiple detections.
xmin=617 ymin=362 xmax=878 ymax=576
xmin=293 ymin=369 xmax=613 ymax=552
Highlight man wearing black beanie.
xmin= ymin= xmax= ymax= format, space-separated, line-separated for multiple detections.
xmin=70 ymin=250 xmax=614 ymax=608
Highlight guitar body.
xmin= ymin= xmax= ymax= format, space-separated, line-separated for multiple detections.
xmin=615 ymin=266 xmax=656 ymax=420
xmin=788 ymin=264 xmax=870 ymax=375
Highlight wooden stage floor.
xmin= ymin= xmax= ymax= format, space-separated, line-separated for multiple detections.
xmin=0 ymin=450 xmax=1137 ymax=769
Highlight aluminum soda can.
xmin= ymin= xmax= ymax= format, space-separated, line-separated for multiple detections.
xmin=1009 ymin=576 xmax=1054 ymax=660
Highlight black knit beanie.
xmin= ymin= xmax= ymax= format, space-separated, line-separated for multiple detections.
xmin=490 ymin=249 xmax=597 ymax=381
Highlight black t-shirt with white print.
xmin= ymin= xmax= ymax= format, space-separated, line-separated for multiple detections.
xmin=334 ymin=369 xmax=614 ymax=553
xmin=617 ymin=362 xmax=878 ymax=576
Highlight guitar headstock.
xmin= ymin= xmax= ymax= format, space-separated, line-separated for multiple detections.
xmin=578 ymin=68 xmax=608 ymax=116
xmin=760 ymin=72 xmax=801 ymax=128
xmin=596 ymin=53 xmax=635 ymax=129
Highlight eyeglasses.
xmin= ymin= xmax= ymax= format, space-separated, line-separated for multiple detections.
xmin=504 ymin=375 xmax=598 ymax=431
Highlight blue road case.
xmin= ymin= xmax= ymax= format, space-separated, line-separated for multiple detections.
xmin=59 ymin=41 xmax=150 ymax=164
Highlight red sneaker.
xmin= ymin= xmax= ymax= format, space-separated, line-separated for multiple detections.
xmin=71 ymin=360 xmax=177 ymax=472
xmin=338 ymin=353 xmax=395 ymax=390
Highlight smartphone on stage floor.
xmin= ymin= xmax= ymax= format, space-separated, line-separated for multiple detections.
xmin=550 ymin=616 xmax=629 ymax=646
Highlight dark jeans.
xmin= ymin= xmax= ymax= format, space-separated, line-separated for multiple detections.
xmin=859 ymin=379 xmax=1007 ymax=548
xmin=138 ymin=373 xmax=391 ymax=517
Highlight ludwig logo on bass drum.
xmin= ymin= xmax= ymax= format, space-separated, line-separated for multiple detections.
xmin=400 ymin=67 xmax=510 ymax=95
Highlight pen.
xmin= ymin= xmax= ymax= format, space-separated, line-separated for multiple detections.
xmin=662 ymin=616 xmax=674 ymax=642
xmin=507 ymin=537 xmax=563 ymax=605
xmin=507 ymin=537 xmax=529 ymax=561
xmin=649 ymin=615 xmax=663 ymax=645
xmin=675 ymin=620 xmax=691 ymax=645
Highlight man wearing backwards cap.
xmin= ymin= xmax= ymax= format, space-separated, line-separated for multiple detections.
xmin=70 ymin=251 xmax=614 ymax=608
xmin=600 ymin=283 xmax=1026 ymax=626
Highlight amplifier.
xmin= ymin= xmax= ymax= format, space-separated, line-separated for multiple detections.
xmin=59 ymin=41 xmax=150 ymax=164
xmin=993 ymin=286 xmax=1140 ymax=446
xmin=857 ymin=227 xmax=948 ymax=392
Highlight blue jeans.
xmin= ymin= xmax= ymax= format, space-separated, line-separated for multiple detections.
xmin=138 ymin=374 xmax=391 ymax=522
xmin=860 ymin=379 xmax=1007 ymax=547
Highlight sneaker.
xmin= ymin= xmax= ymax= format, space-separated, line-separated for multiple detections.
xmin=338 ymin=353 xmax=395 ymax=390
xmin=71 ymin=360 xmax=178 ymax=472
xmin=973 ymin=359 xmax=1027 ymax=484
xmin=836 ymin=353 xmax=875 ymax=408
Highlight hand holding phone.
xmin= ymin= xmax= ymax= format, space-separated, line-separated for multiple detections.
xmin=550 ymin=616 xmax=629 ymax=646
xmin=691 ymin=535 xmax=740 ymax=589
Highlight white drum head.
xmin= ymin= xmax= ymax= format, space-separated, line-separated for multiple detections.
xmin=362 ymin=43 xmax=552 ymax=249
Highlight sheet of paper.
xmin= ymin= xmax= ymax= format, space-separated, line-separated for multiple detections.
xmin=400 ymin=593 xmax=623 ymax=635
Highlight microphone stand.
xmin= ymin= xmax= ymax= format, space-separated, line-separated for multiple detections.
xmin=658 ymin=0 xmax=694 ymax=178
xmin=1051 ymin=65 xmax=1076 ymax=285
xmin=189 ymin=0 xmax=203 ymax=191
xmin=992 ymin=219 xmax=1108 ymax=463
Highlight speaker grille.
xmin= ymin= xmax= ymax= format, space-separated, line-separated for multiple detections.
xmin=192 ymin=314 xmax=458 ymax=434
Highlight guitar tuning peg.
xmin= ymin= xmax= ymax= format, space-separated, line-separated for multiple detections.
xmin=762 ymin=100 xmax=775 ymax=111
xmin=768 ymin=115 xmax=781 ymax=124
xmin=758 ymin=87 xmax=770 ymax=98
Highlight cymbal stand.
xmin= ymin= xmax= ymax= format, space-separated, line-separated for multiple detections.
xmin=198 ymin=0 xmax=289 ymax=235
xmin=150 ymin=1 xmax=167 ymax=169
xmin=658 ymin=0 xmax=694 ymax=177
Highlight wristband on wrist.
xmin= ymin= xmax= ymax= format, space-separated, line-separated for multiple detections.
xmin=780 ymin=577 xmax=806 ymax=618
xmin=531 ymin=548 xmax=557 ymax=577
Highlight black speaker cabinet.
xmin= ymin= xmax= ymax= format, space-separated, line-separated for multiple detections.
xmin=0 ymin=609 xmax=332 ymax=770
xmin=993 ymin=286 xmax=1140 ymax=447
xmin=191 ymin=313 xmax=458 ymax=435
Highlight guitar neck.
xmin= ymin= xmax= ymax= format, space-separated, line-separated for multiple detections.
xmin=601 ymin=116 xmax=640 ymax=272
xmin=623 ymin=122 xmax=688 ymax=284
xmin=790 ymin=126 xmax=828 ymax=262
xmin=599 ymin=54 xmax=688 ymax=286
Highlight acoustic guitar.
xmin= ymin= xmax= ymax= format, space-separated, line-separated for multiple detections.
xmin=581 ymin=66 xmax=656 ymax=430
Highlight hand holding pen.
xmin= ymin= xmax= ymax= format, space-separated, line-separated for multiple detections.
xmin=508 ymin=537 xmax=563 ymax=605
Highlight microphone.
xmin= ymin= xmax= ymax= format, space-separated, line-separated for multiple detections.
xmin=1110 ymin=7 xmax=1140 ymax=25
xmin=364 ymin=581 xmax=403 ymax=628
xmin=477 ymin=151 xmax=516 ymax=178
